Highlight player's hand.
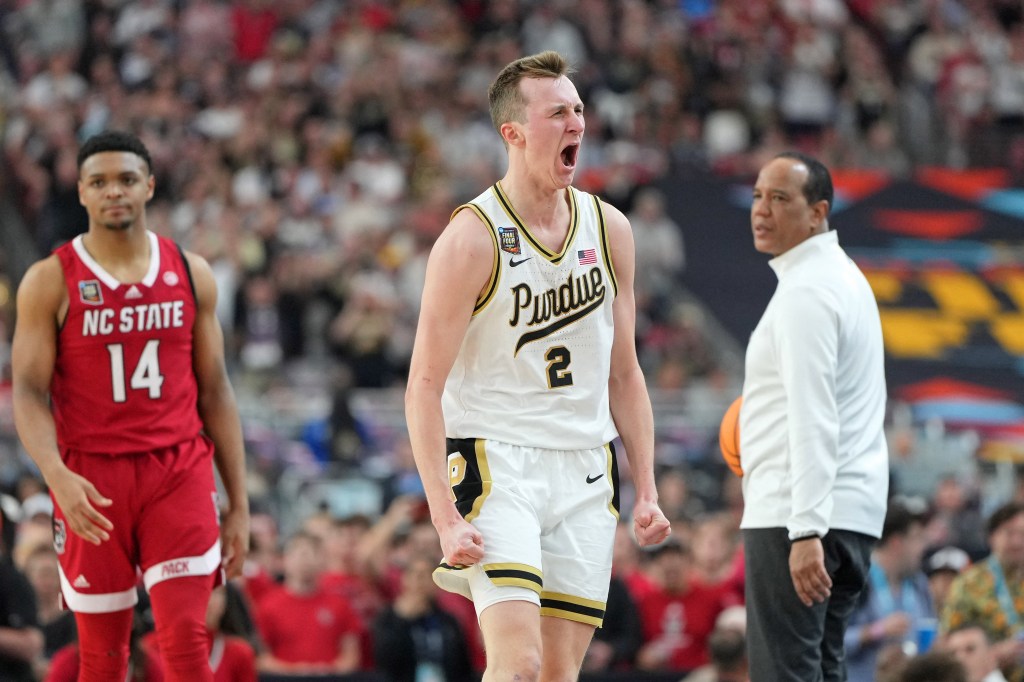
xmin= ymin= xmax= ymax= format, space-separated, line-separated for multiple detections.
xmin=220 ymin=506 xmax=250 ymax=579
xmin=47 ymin=466 xmax=113 ymax=545
xmin=438 ymin=517 xmax=484 ymax=567
xmin=633 ymin=500 xmax=671 ymax=547
xmin=789 ymin=537 xmax=832 ymax=606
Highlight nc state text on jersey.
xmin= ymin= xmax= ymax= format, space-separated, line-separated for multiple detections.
xmin=82 ymin=301 xmax=186 ymax=336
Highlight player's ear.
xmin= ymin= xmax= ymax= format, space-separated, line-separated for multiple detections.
xmin=501 ymin=121 xmax=524 ymax=148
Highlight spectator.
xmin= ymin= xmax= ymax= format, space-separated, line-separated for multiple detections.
xmin=20 ymin=50 xmax=88 ymax=115
xmin=582 ymin=573 xmax=643 ymax=673
xmin=11 ymin=494 xmax=54 ymax=570
xmin=233 ymin=274 xmax=283 ymax=373
xmin=656 ymin=467 xmax=704 ymax=527
xmin=239 ymin=511 xmax=281 ymax=608
xmin=612 ymin=521 xmax=659 ymax=606
xmin=924 ymin=546 xmax=972 ymax=617
xmin=898 ymin=650 xmax=968 ymax=682
xmin=145 ymin=583 xmax=258 ymax=682
xmin=689 ymin=512 xmax=744 ymax=604
xmin=847 ymin=500 xmax=936 ymax=681
xmin=876 ymin=642 xmax=914 ymax=682
xmin=371 ymin=555 xmax=475 ymax=682
xmin=627 ymin=186 xmax=686 ymax=309
xmin=378 ymin=435 xmax=427 ymax=512
xmin=320 ymin=513 xmax=383 ymax=669
xmin=254 ymin=531 xmax=361 ymax=675
xmin=636 ymin=538 xmax=733 ymax=673
xmin=22 ymin=545 xmax=76 ymax=664
xmin=929 ymin=476 xmax=987 ymax=560
xmin=320 ymin=514 xmax=384 ymax=624
xmin=680 ymin=612 xmax=749 ymax=682
xmin=947 ymin=623 xmax=1010 ymax=682
xmin=0 ymin=505 xmax=43 ymax=682
xmin=941 ymin=502 xmax=1024 ymax=682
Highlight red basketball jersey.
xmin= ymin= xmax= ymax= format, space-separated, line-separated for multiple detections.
xmin=51 ymin=232 xmax=203 ymax=454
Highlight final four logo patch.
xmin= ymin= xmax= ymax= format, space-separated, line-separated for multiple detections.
xmin=78 ymin=280 xmax=103 ymax=305
xmin=498 ymin=227 xmax=522 ymax=255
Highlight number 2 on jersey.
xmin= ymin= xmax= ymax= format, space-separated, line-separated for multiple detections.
xmin=106 ymin=340 xmax=164 ymax=402
xmin=545 ymin=346 xmax=573 ymax=388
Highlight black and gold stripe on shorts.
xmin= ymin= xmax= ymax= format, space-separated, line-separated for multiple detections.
xmin=446 ymin=438 xmax=492 ymax=522
xmin=605 ymin=441 xmax=621 ymax=519
xmin=540 ymin=591 xmax=606 ymax=627
xmin=484 ymin=562 xmax=543 ymax=595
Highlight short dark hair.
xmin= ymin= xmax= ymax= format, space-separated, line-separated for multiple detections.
xmin=881 ymin=499 xmax=929 ymax=544
xmin=708 ymin=627 xmax=746 ymax=671
xmin=986 ymin=501 xmax=1024 ymax=537
xmin=77 ymin=130 xmax=152 ymax=174
xmin=897 ymin=651 xmax=966 ymax=682
xmin=283 ymin=529 xmax=321 ymax=553
xmin=946 ymin=621 xmax=993 ymax=642
xmin=774 ymin=151 xmax=833 ymax=216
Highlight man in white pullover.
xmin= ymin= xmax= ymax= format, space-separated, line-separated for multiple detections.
xmin=739 ymin=152 xmax=889 ymax=681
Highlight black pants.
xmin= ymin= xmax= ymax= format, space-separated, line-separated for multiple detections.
xmin=744 ymin=528 xmax=876 ymax=682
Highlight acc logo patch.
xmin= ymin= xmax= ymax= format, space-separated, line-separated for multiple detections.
xmin=53 ymin=518 xmax=67 ymax=555
xmin=78 ymin=280 xmax=103 ymax=305
xmin=498 ymin=227 xmax=521 ymax=255
xmin=163 ymin=271 xmax=179 ymax=286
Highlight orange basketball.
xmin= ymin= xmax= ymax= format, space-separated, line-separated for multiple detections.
xmin=719 ymin=396 xmax=743 ymax=477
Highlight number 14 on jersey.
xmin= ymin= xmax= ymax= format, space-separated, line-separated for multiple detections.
xmin=106 ymin=340 xmax=164 ymax=402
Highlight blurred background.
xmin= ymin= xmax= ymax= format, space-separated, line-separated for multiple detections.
xmin=0 ymin=1 xmax=1023 ymax=680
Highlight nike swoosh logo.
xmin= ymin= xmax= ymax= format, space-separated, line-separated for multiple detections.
xmin=509 ymin=256 xmax=532 ymax=267
xmin=586 ymin=473 xmax=605 ymax=484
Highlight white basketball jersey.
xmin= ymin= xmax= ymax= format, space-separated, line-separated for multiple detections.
xmin=442 ymin=183 xmax=619 ymax=450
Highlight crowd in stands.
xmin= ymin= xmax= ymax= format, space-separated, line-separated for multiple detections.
xmin=4 ymin=468 xmax=1024 ymax=681
xmin=2 ymin=0 xmax=1024 ymax=680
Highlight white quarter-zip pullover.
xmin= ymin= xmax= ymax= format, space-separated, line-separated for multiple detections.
xmin=740 ymin=230 xmax=888 ymax=540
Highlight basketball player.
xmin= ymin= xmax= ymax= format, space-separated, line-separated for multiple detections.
xmin=12 ymin=130 xmax=249 ymax=682
xmin=405 ymin=51 xmax=671 ymax=682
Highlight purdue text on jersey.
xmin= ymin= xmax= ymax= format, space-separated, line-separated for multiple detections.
xmin=510 ymin=267 xmax=607 ymax=355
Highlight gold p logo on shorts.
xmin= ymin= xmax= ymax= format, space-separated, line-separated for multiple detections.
xmin=447 ymin=452 xmax=467 ymax=489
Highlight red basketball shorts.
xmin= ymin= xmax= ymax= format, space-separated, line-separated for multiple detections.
xmin=53 ymin=435 xmax=222 ymax=613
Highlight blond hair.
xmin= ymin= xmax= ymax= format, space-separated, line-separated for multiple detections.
xmin=488 ymin=51 xmax=574 ymax=134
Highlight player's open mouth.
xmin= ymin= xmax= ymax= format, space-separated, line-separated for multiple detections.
xmin=561 ymin=143 xmax=579 ymax=168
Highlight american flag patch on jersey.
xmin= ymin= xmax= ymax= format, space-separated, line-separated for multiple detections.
xmin=577 ymin=248 xmax=597 ymax=265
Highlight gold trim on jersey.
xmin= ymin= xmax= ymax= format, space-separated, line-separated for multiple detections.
xmin=484 ymin=562 xmax=543 ymax=594
xmin=540 ymin=591 xmax=605 ymax=626
xmin=594 ymin=197 xmax=618 ymax=296
xmin=451 ymin=203 xmax=501 ymax=314
xmin=491 ymin=183 xmax=580 ymax=264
